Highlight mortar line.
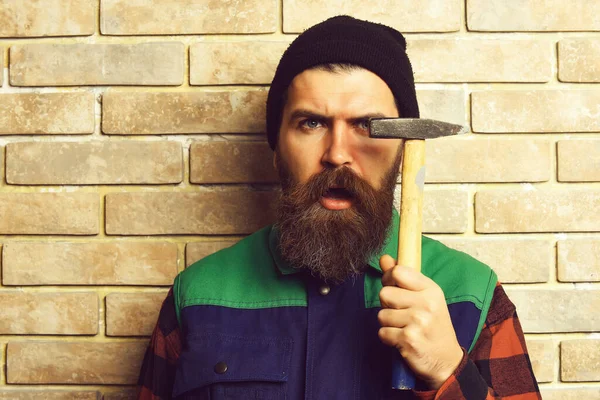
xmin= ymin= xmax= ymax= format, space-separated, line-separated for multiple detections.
xmin=183 ymin=44 xmax=190 ymax=88
xmin=551 ymin=40 xmax=560 ymax=84
xmin=95 ymin=0 xmax=101 ymax=36
xmin=1 ymin=342 xmax=6 ymax=385
xmin=1 ymin=30 xmax=600 ymax=46
xmin=278 ymin=0 xmax=284 ymax=35
xmin=550 ymin=240 xmax=558 ymax=284
xmin=461 ymin=0 xmax=468 ymax=33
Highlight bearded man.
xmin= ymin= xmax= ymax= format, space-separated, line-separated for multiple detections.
xmin=137 ymin=16 xmax=540 ymax=400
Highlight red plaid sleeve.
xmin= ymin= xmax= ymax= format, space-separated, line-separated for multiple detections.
xmin=137 ymin=288 xmax=182 ymax=400
xmin=414 ymin=283 xmax=541 ymax=400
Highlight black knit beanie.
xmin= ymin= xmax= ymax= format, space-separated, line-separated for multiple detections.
xmin=266 ymin=15 xmax=419 ymax=150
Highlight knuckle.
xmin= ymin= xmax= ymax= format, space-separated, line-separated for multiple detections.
xmin=379 ymin=287 xmax=388 ymax=304
xmin=423 ymin=298 xmax=437 ymax=314
xmin=378 ymin=328 xmax=393 ymax=345
xmin=391 ymin=267 xmax=403 ymax=283
xmin=402 ymin=326 xmax=419 ymax=347
xmin=379 ymin=286 xmax=394 ymax=306
xmin=412 ymin=310 xmax=430 ymax=327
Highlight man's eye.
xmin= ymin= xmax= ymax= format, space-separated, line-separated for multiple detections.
xmin=301 ymin=119 xmax=322 ymax=129
xmin=357 ymin=120 xmax=369 ymax=130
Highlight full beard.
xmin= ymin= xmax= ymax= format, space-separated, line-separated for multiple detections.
xmin=274 ymin=151 xmax=402 ymax=284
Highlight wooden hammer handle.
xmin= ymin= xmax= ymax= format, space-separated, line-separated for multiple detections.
xmin=398 ymin=139 xmax=425 ymax=272
xmin=391 ymin=139 xmax=426 ymax=390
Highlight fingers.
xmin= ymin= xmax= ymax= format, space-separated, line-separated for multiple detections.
xmin=378 ymin=308 xmax=410 ymax=328
xmin=378 ymin=307 xmax=433 ymax=331
xmin=379 ymin=254 xmax=396 ymax=273
xmin=378 ymin=310 xmax=425 ymax=354
xmin=379 ymin=286 xmax=418 ymax=309
xmin=378 ymin=326 xmax=417 ymax=355
xmin=378 ymin=326 xmax=403 ymax=348
xmin=381 ymin=263 xmax=433 ymax=291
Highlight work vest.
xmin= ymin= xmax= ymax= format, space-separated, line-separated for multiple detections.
xmin=172 ymin=211 xmax=497 ymax=399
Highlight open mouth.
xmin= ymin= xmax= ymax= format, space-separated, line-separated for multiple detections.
xmin=319 ymin=186 xmax=355 ymax=210
xmin=323 ymin=187 xmax=353 ymax=200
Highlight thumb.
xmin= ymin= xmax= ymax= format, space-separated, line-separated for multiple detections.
xmin=379 ymin=254 xmax=396 ymax=273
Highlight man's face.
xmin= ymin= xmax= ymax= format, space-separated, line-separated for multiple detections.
xmin=276 ymin=68 xmax=402 ymax=203
xmin=273 ymin=67 xmax=403 ymax=283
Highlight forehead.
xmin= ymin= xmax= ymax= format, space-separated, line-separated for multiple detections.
xmin=285 ymin=68 xmax=397 ymax=116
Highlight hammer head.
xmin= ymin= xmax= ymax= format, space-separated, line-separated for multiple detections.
xmin=369 ymin=118 xmax=466 ymax=140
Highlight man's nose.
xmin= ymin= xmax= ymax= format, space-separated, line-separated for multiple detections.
xmin=321 ymin=123 xmax=354 ymax=168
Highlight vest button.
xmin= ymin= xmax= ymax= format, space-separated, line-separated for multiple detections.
xmin=214 ymin=361 xmax=228 ymax=374
xmin=319 ymin=285 xmax=330 ymax=296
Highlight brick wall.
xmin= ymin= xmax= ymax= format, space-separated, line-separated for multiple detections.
xmin=0 ymin=0 xmax=599 ymax=398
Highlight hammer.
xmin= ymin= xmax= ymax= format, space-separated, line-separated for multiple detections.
xmin=369 ymin=118 xmax=464 ymax=390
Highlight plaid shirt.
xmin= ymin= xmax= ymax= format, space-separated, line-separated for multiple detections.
xmin=137 ymin=282 xmax=540 ymax=399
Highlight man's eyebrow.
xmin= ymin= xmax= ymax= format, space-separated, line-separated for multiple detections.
xmin=350 ymin=113 xmax=388 ymax=121
xmin=288 ymin=110 xmax=389 ymax=121
xmin=289 ymin=109 xmax=329 ymax=121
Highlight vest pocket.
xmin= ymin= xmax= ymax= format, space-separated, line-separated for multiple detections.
xmin=173 ymin=331 xmax=293 ymax=399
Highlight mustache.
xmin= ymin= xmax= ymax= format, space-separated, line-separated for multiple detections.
xmin=285 ymin=167 xmax=377 ymax=208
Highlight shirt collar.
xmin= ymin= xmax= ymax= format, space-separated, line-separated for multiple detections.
xmin=269 ymin=208 xmax=399 ymax=276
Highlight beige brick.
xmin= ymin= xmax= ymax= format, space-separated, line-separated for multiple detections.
xmin=561 ymin=340 xmax=600 ymax=381
xmin=558 ymin=240 xmax=600 ymax=283
xmin=0 ymin=292 xmax=97 ymax=335
xmin=426 ymin=138 xmax=550 ymax=183
xmin=0 ymin=0 xmax=95 ymax=37
xmin=102 ymin=390 xmax=136 ymax=400
xmin=476 ymin=190 xmax=600 ymax=233
xmin=424 ymin=190 xmax=469 ymax=233
xmin=190 ymin=41 xmax=289 ymax=85
xmin=438 ymin=238 xmax=552 ymax=283
xmin=186 ymin=240 xmax=239 ymax=266
xmin=0 ymin=341 xmax=3 ymax=382
xmin=506 ymin=289 xmax=600 ymax=332
xmin=106 ymin=191 xmax=277 ymax=235
xmin=101 ymin=0 xmax=277 ymax=35
xmin=526 ymin=339 xmax=555 ymax=383
xmin=0 ymin=193 xmax=98 ymax=235
xmin=106 ymin=292 xmax=166 ymax=336
xmin=283 ymin=0 xmax=461 ymax=33
xmin=0 ymin=392 xmax=99 ymax=400
xmin=190 ymin=141 xmax=276 ymax=184
xmin=467 ymin=0 xmax=600 ymax=31
xmin=396 ymin=189 xmax=468 ymax=233
xmin=6 ymin=141 xmax=183 ymax=185
xmin=0 ymin=92 xmax=94 ymax=135
xmin=0 ymin=48 xmax=4 ymax=86
xmin=472 ymin=90 xmax=600 ymax=133
xmin=2 ymin=242 xmax=177 ymax=286
xmin=409 ymin=39 xmax=552 ymax=82
xmin=558 ymin=140 xmax=600 ymax=182
xmin=541 ymin=387 xmax=600 ymax=400
xmin=102 ymin=90 xmax=266 ymax=135
xmin=7 ymin=341 xmax=146 ymax=384
xmin=559 ymin=39 xmax=600 ymax=82
xmin=416 ymin=90 xmax=466 ymax=127
xmin=10 ymin=43 xmax=184 ymax=86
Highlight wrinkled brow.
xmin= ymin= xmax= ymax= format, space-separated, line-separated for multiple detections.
xmin=289 ymin=109 xmax=387 ymax=121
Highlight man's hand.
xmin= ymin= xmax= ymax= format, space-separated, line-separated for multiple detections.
xmin=378 ymin=254 xmax=463 ymax=390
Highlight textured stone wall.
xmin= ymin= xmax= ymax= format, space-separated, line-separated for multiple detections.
xmin=0 ymin=0 xmax=599 ymax=398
